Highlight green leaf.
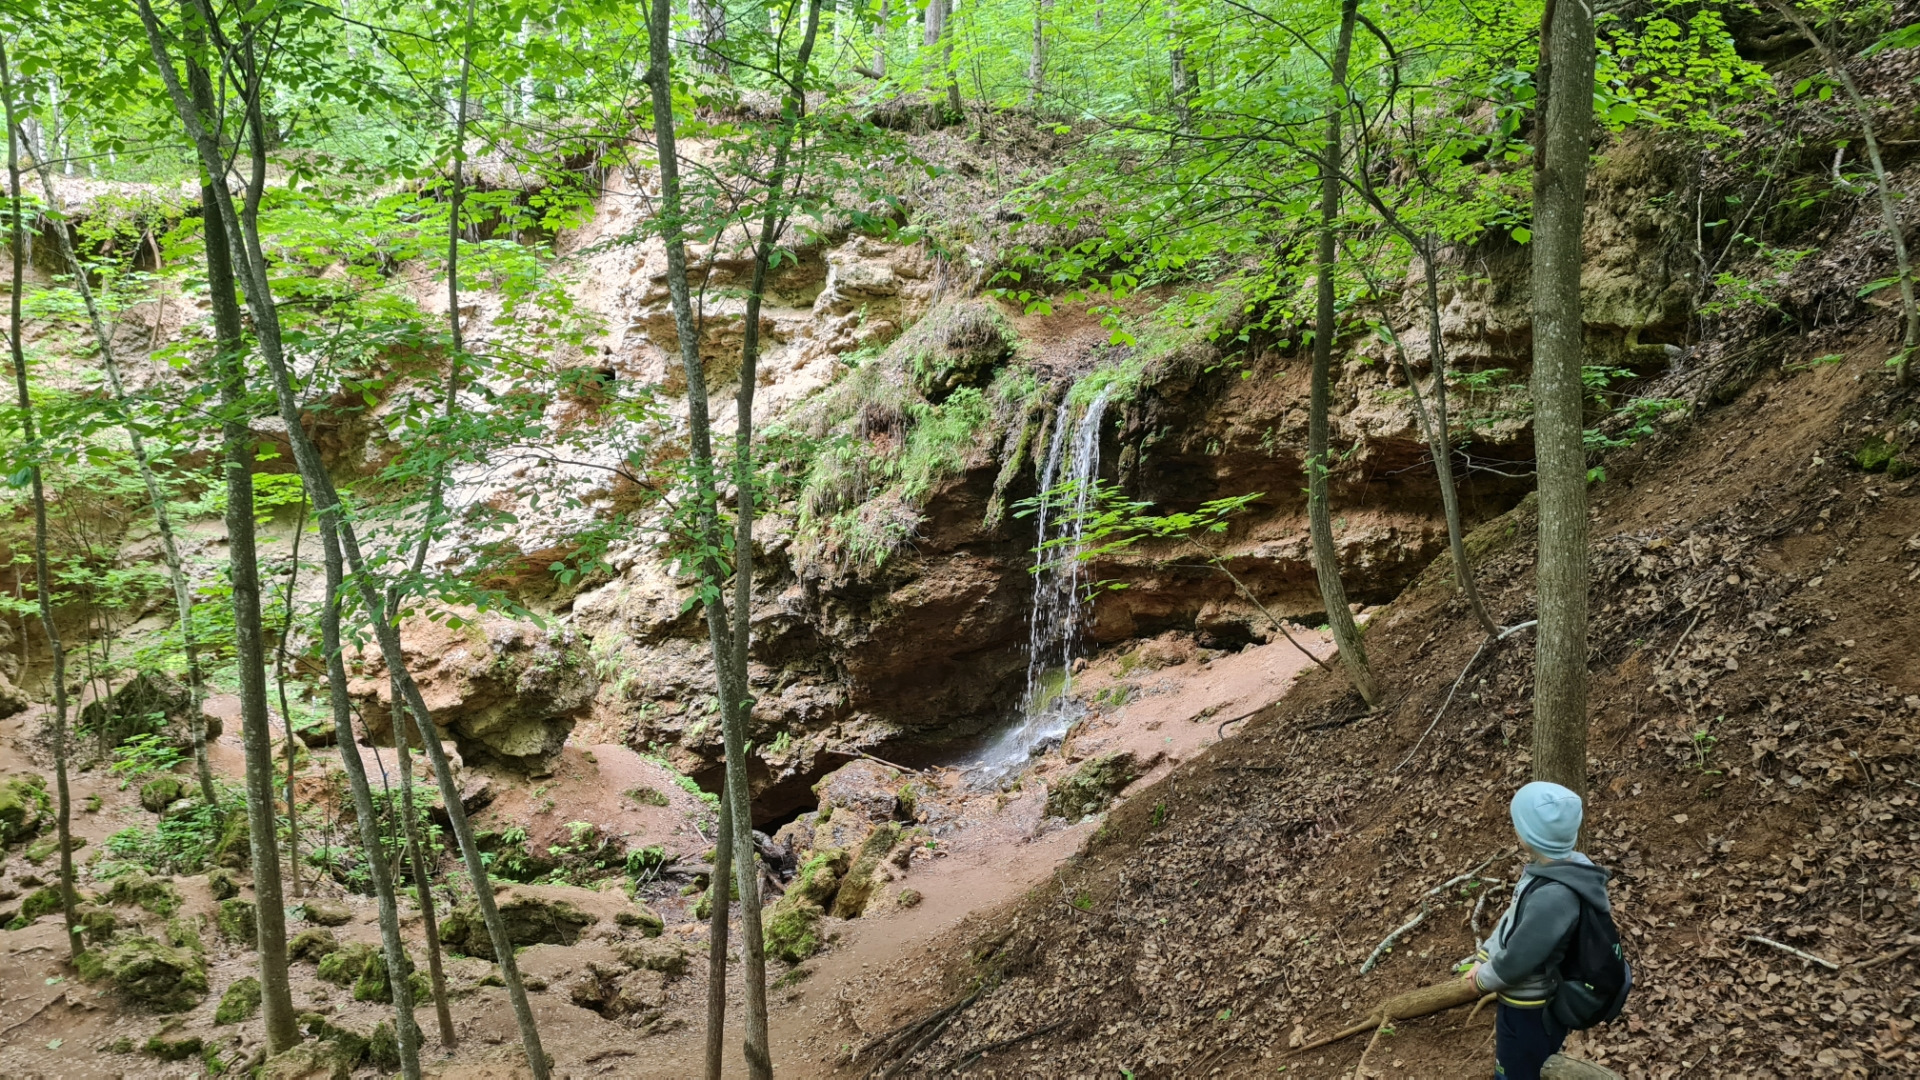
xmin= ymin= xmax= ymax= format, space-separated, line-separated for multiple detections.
xmin=1510 ymin=226 xmax=1532 ymax=244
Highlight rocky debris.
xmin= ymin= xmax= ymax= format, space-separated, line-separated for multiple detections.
xmin=567 ymin=959 xmax=671 ymax=1026
xmin=0 ymin=773 xmax=50 ymax=843
xmin=214 ymin=975 xmax=262 ymax=1024
xmin=814 ymin=759 xmax=911 ymax=825
xmin=23 ymin=832 xmax=84 ymax=864
xmin=612 ymin=902 xmax=666 ymax=937
xmin=438 ymin=885 xmax=597 ymax=959
xmin=369 ymin=1018 xmax=421 ymax=1070
xmin=288 ymin=926 xmax=340 ymax=962
xmin=102 ymin=933 xmax=208 ymax=1011
xmin=138 ymin=775 xmax=185 ymax=814
xmin=103 ymin=871 xmax=182 ymax=916
xmin=217 ymin=897 xmax=256 ymax=944
xmin=615 ymin=936 xmax=691 ymax=977
xmin=348 ymin=609 xmax=595 ymax=773
xmin=1044 ymin=751 xmax=1140 ymax=820
xmin=299 ymin=897 xmax=352 ymax=926
xmin=428 ymin=775 xmax=495 ymax=831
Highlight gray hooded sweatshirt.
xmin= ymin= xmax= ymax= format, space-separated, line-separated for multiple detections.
xmin=1473 ymin=853 xmax=1612 ymax=1006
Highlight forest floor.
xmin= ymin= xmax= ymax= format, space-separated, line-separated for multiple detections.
xmin=0 ymin=607 xmax=1335 ymax=1077
xmin=838 ymin=329 xmax=1920 ymax=1078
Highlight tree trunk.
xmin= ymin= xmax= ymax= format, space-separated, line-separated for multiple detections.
xmin=874 ymin=0 xmax=888 ymax=76
xmin=1769 ymin=0 xmax=1914 ymax=387
xmin=1415 ymin=237 xmax=1498 ymax=635
xmin=693 ymin=0 xmax=730 ymax=76
xmin=391 ymin=690 xmax=457 ymax=1049
xmin=15 ymin=128 xmax=224 ymax=804
xmin=1029 ymin=0 xmax=1050 ymax=104
xmin=1307 ymin=0 xmax=1379 ymax=708
xmin=703 ymin=786 xmax=734 ymax=1080
xmin=274 ymin=497 xmax=306 ymax=897
xmin=1168 ymin=0 xmax=1192 ymax=128
xmin=1529 ymin=0 xmax=1594 ymax=795
xmin=2 ymin=40 xmax=81 ymax=964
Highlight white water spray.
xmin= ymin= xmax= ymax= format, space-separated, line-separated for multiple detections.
xmin=978 ymin=385 xmax=1114 ymax=773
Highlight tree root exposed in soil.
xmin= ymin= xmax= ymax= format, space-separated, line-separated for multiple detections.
xmin=1290 ymin=978 xmax=1483 ymax=1055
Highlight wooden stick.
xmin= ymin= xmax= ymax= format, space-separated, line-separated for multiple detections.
xmin=1462 ymin=992 xmax=1497 ymax=1028
xmin=1745 ymin=935 xmax=1839 ymax=970
xmin=1354 ymin=1016 xmax=1391 ymax=1077
xmin=1361 ymin=905 xmax=1429 ymax=974
xmin=1853 ymin=943 xmax=1915 ymax=971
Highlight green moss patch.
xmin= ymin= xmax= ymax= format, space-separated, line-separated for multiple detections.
xmin=214 ymin=975 xmax=262 ymax=1024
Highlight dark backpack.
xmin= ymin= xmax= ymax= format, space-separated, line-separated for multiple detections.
xmin=1510 ymin=876 xmax=1632 ymax=1030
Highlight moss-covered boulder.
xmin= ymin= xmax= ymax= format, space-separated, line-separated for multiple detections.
xmin=296 ymin=1012 xmax=371 ymax=1070
xmin=0 ymin=774 xmax=50 ymax=843
xmin=103 ymin=872 xmax=182 ymax=916
xmin=352 ymin=948 xmax=430 ymax=1004
xmin=791 ymin=848 xmax=850 ymax=909
xmin=104 ymin=934 xmax=208 ymax=1011
xmin=1045 ymin=752 xmax=1140 ymax=820
xmin=76 ymin=903 xmax=118 ymax=943
xmin=139 ymin=775 xmax=186 ymax=814
xmin=368 ymin=1018 xmax=423 ymax=1071
xmin=615 ymin=937 xmax=692 ymax=978
xmin=316 ymin=941 xmax=377 ymax=986
xmin=830 ymin=823 xmax=900 ymax=919
xmin=300 ymin=898 xmax=352 ymax=926
xmin=214 ymin=975 xmax=262 ymax=1024
xmin=79 ymin=670 xmax=194 ymax=750
xmin=206 ymin=867 xmax=240 ymax=901
xmin=217 ymin=897 xmax=257 ymax=945
xmin=19 ymin=883 xmax=77 ymax=922
xmin=438 ymin=887 xmax=597 ymax=959
xmin=289 ymin=926 xmax=340 ymax=962
xmin=763 ymin=898 xmax=825 ymax=964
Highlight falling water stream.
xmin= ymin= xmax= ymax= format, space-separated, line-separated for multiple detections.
xmin=976 ymin=385 xmax=1113 ymax=775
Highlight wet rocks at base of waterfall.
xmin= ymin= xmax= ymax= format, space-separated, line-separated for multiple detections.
xmin=1044 ymin=751 xmax=1141 ymax=821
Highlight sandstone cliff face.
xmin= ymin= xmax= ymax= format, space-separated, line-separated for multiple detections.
xmin=298 ymin=133 xmax=1695 ymax=812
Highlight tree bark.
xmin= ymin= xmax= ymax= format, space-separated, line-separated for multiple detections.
xmin=1307 ymin=0 xmax=1379 ymax=708
xmin=274 ymin=497 xmax=306 ymax=897
xmin=1 ymin=39 xmax=81 ymax=964
xmin=1029 ymin=0 xmax=1050 ymax=104
xmin=703 ymin=785 xmax=734 ymax=1080
xmin=1529 ymin=0 xmax=1594 ymax=795
xmin=693 ymin=0 xmax=730 ymax=76
xmin=1769 ymin=0 xmax=1914 ymax=387
xmin=15 ymin=128 xmax=225 ymax=803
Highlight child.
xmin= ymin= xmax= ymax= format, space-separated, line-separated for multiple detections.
xmin=1463 ymin=781 xmax=1615 ymax=1080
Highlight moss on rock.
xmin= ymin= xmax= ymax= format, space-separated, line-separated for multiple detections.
xmin=353 ymin=948 xmax=430 ymax=1004
xmin=139 ymin=775 xmax=185 ymax=814
xmin=829 ymin=823 xmax=900 ymax=919
xmin=103 ymin=871 xmax=182 ymax=916
xmin=217 ymin=897 xmax=257 ymax=945
xmin=206 ymin=867 xmax=240 ymax=901
xmin=19 ymin=883 xmax=77 ymax=922
xmin=316 ymin=941 xmax=377 ymax=986
xmin=104 ymin=934 xmax=208 ymax=1011
xmin=77 ymin=903 xmax=118 ymax=943
xmin=144 ymin=1033 xmax=205 ymax=1061
xmin=24 ymin=833 xmax=84 ymax=864
xmin=214 ymin=975 xmax=262 ymax=1024
xmin=289 ymin=926 xmax=340 ymax=962
xmin=1045 ymin=752 xmax=1140 ymax=820
xmin=439 ymin=888 xmax=596 ymax=959
xmin=763 ymin=898 xmax=825 ymax=964
xmin=299 ymin=898 xmax=351 ymax=926
xmin=0 ymin=774 xmax=50 ymax=844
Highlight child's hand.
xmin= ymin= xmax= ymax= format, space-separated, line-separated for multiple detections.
xmin=1462 ymin=963 xmax=1484 ymax=988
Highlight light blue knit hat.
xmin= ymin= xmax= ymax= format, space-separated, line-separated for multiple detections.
xmin=1509 ymin=781 xmax=1582 ymax=860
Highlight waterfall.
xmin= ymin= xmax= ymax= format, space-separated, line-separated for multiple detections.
xmin=978 ymin=385 xmax=1114 ymax=773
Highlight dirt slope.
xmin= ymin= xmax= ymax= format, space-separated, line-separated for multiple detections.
xmin=851 ymin=334 xmax=1920 ymax=1078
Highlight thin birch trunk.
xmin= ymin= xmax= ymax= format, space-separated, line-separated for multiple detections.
xmin=703 ymin=786 xmax=734 ymax=1080
xmin=274 ymin=496 xmax=306 ymax=897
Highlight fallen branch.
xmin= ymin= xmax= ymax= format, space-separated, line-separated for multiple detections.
xmin=1290 ymin=978 xmax=1482 ymax=1055
xmin=1422 ymin=853 xmax=1503 ymax=900
xmin=1394 ymin=621 xmax=1534 ymax=773
xmin=1470 ymin=880 xmax=1508 ymax=938
xmin=1216 ymin=706 xmax=1266 ymax=740
xmin=1660 ymin=608 xmax=1706 ymax=672
xmin=1462 ymin=991 xmax=1497 ymax=1028
xmin=1354 ymin=1016 xmax=1392 ymax=1077
xmin=833 ymin=747 xmax=924 ymax=776
xmin=938 ymin=1019 xmax=1068 ymax=1072
xmin=1853 ymin=942 xmax=1915 ymax=971
xmin=1361 ymin=905 xmax=1429 ymax=974
xmin=1745 ymin=935 xmax=1839 ymax=970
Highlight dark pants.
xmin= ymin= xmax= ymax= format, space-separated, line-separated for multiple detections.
xmin=1494 ymin=1003 xmax=1566 ymax=1080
